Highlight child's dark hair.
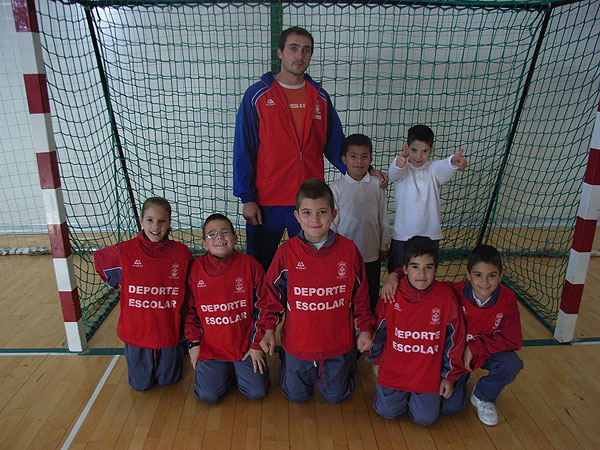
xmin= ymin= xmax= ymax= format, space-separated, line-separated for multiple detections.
xmin=407 ymin=125 xmax=434 ymax=147
xmin=141 ymin=197 xmax=171 ymax=218
xmin=341 ymin=133 xmax=373 ymax=156
xmin=402 ymin=236 xmax=440 ymax=267
xmin=203 ymin=213 xmax=235 ymax=236
xmin=278 ymin=26 xmax=314 ymax=52
xmin=467 ymin=244 xmax=503 ymax=273
xmin=296 ymin=178 xmax=334 ymax=211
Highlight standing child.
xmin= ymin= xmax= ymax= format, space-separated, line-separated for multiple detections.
xmin=94 ymin=197 xmax=192 ymax=391
xmin=388 ymin=125 xmax=468 ymax=271
xmin=183 ymin=213 xmax=270 ymax=403
xmin=258 ymin=178 xmax=375 ymax=404
xmin=441 ymin=244 xmax=523 ymax=426
xmin=331 ymin=133 xmax=391 ymax=312
xmin=369 ymin=236 xmax=465 ymax=425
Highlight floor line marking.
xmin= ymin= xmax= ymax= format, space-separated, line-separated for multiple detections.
xmin=61 ymin=354 xmax=120 ymax=450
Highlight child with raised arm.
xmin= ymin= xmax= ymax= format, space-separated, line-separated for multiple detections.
xmin=369 ymin=236 xmax=465 ymax=425
xmin=331 ymin=133 xmax=391 ymax=312
xmin=183 ymin=213 xmax=270 ymax=403
xmin=388 ymin=125 xmax=467 ymax=271
xmin=94 ymin=197 xmax=192 ymax=391
xmin=258 ymin=178 xmax=375 ymax=404
xmin=441 ymin=244 xmax=523 ymax=426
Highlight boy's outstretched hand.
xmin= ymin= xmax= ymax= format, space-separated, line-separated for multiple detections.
xmin=439 ymin=378 xmax=454 ymax=399
xmin=395 ymin=143 xmax=409 ymax=168
xmin=242 ymin=348 xmax=268 ymax=374
xmin=369 ymin=168 xmax=389 ymax=190
xmin=357 ymin=331 xmax=374 ymax=353
xmin=259 ymin=329 xmax=276 ymax=356
xmin=451 ymin=148 xmax=468 ymax=170
xmin=380 ymin=272 xmax=399 ymax=303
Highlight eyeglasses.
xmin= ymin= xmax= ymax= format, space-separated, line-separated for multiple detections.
xmin=205 ymin=229 xmax=234 ymax=240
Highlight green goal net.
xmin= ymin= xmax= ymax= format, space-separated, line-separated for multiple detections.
xmin=34 ymin=0 xmax=600 ymax=339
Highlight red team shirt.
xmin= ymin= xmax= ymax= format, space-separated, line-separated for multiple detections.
xmin=259 ymin=233 xmax=375 ymax=361
xmin=183 ymin=251 xmax=268 ymax=361
xmin=374 ymin=276 xmax=466 ymax=394
xmin=94 ymin=232 xmax=192 ymax=349
xmin=452 ymin=280 xmax=522 ymax=370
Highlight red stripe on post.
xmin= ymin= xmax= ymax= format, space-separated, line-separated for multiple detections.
xmin=571 ymin=217 xmax=597 ymax=253
xmin=59 ymin=289 xmax=82 ymax=322
xmin=559 ymin=281 xmax=584 ymax=315
xmin=24 ymin=74 xmax=50 ymax=114
xmin=584 ymin=147 xmax=600 ymax=186
xmin=48 ymin=223 xmax=72 ymax=258
xmin=12 ymin=0 xmax=39 ymax=32
xmin=36 ymin=151 xmax=61 ymax=189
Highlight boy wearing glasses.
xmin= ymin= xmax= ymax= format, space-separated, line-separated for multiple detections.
xmin=183 ymin=213 xmax=270 ymax=403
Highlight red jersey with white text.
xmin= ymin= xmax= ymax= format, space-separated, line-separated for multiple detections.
xmin=94 ymin=231 xmax=191 ymax=349
xmin=259 ymin=232 xmax=375 ymax=361
xmin=453 ymin=281 xmax=522 ymax=370
xmin=183 ymin=251 xmax=267 ymax=361
xmin=375 ymin=276 xmax=465 ymax=394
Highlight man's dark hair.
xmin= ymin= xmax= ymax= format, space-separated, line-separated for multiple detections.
xmin=402 ymin=236 xmax=440 ymax=267
xmin=279 ymin=26 xmax=314 ymax=52
xmin=467 ymin=244 xmax=503 ymax=273
xmin=341 ymin=133 xmax=373 ymax=157
xmin=407 ymin=125 xmax=434 ymax=147
xmin=296 ymin=178 xmax=334 ymax=211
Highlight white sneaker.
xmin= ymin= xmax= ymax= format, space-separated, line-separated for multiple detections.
xmin=470 ymin=392 xmax=499 ymax=426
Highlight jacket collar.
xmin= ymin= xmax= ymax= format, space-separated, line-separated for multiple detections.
xmin=462 ymin=281 xmax=501 ymax=308
xmin=296 ymin=229 xmax=337 ymax=256
xmin=137 ymin=229 xmax=172 ymax=257
xmin=261 ymin=72 xmax=320 ymax=92
xmin=398 ymin=274 xmax=436 ymax=303
xmin=343 ymin=172 xmax=371 ymax=184
xmin=202 ymin=250 xmax=240 ymax=277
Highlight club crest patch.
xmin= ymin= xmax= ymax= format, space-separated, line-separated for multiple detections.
xmin=313 ymin=102 xmax=322 ymax=120
xmin=235 ymin=277 xmax=244 ymax=293
xmin=169 ymin=263 xmax=180 ymax=279
xmin=431 ymin=307 xmax=441 ymax=325
xmin=337 ymin=261 xmax=347 ymax=279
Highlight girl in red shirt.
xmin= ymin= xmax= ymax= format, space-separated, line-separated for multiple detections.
xmin=94 ymin=197 xmax=192 ymax=391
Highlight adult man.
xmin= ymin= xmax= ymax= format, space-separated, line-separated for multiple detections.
xmin=233 ymin=26 xmax=384 ymax=270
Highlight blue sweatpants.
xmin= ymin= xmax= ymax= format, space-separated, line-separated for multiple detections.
xmin=193 ymin=358 xmax=270 ymax=403
xmin=124 ymin=343 xmax=182 ymax=391
xmin=280 ymin=349 xmax=358 ymax=404
xmin=246 ymin=205 xmax=301 ymax=271
xmin=441 ymin=351 xmax=523 ymax=415
xmin=374 ymin=384 xmax=441 ymax=425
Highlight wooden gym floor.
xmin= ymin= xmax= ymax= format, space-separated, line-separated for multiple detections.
xmin=0 ymin=233 xmax=599 ymax=449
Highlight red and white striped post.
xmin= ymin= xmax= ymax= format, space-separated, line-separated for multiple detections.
xmin=554 ymin=98 xmax=600 ymax=343
xmin=12 ymin=0 xmax=87 ymax=351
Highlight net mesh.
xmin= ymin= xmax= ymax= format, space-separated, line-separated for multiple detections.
xmin=32 ymin=0 xmax=600 ymax=338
